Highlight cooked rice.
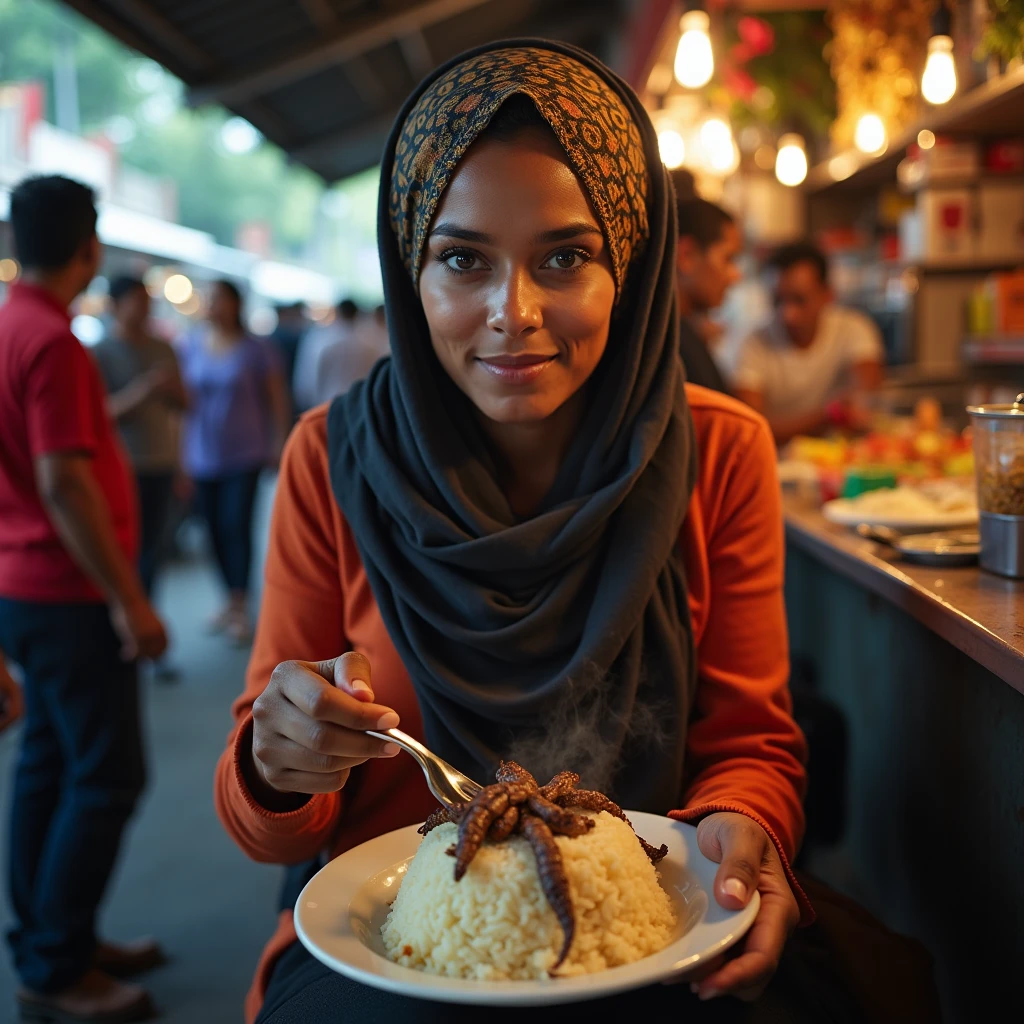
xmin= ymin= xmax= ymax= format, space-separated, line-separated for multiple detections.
xmin=381 ymin=810 xmax=676 ymax=980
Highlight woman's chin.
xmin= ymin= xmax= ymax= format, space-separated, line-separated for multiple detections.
xmin=473 ymin=392 xmax=565 ymax=426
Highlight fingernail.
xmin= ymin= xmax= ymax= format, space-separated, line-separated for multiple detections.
xmin=699 ymin=988 xmax=721 ymax=1002
xmin=382 ymin=743 xmax=400 ymax=757
xmin=350 ymin=678 xmax=373 ymax=696
xmin=723 ymin=877 xmax=747 ymax=901
xmin=376 ymin=711 xmax=400 ymax=730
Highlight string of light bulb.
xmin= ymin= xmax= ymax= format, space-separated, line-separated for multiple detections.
xmin=922 ymin=4 xmax=957 ymax=105
xmin=656 ymin=3 xmax=956 ymax=185
xmin=674 ymin=8 xmax=714 ymax=90
xmin=845 ymin=4 xmax=955 ymax=165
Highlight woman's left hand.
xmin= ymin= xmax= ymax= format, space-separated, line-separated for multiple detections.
xmin=689 ymin=811 xmax=800 ymax=1001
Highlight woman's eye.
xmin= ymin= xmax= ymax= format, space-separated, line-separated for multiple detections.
xmin=442 ymin=250 xmax=484 ymax=273
xmin=544 ymin=249 xmax=589 ymax=271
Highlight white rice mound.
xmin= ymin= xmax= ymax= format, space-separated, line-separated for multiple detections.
xmin=381 ymin=810 xmax=676 ymax=980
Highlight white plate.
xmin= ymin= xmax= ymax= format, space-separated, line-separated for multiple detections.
xmin=822 ymin=499 xmax=978 ymax=532
xmin=294 ymin=812 xmax=759 ymax=1007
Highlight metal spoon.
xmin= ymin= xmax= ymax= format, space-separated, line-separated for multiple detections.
xmin=365 ymin=727 xmax=482 ymax=810
xmin=855 ymin=523 xmax=902 ymax=546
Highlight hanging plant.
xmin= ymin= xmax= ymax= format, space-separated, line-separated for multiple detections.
xmin=709 ymin=11 xmax=836 ymax=149
xmin=826 ymin=0 xmax=932 ymax=152
xmin=978 ymin=0 xmax=1024 ymax=64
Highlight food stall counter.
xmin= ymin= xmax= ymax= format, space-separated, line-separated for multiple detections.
xmin=783 ymin=493 xmax=1024 ymax=692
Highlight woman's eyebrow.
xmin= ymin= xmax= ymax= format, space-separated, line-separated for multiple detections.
xmin=534 ymin=224 xmax=603 ymax=243
xmin=429 ymin=223 xmax=491 ymax=243
xmin=429 ymin=222 xmax=603 ymax=244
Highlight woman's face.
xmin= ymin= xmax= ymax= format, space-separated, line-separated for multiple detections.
xmin=419 ymin=129 xmax=616 ymax=426
xmin=209 ymin=285 xmax=239 ymax=328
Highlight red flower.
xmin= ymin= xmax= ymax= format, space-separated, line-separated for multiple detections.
xmin=730 ymin=41 xmax=755 ymax=65
xmin=738 ymin=16 xmax=775 ymax=57
xmin=723 ymin=66 xmax=758 ymax=102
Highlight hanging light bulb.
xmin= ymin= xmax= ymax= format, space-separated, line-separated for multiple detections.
xmin=658 ymin=129 xmax=686 ymax=169
xmin=674 ymin=10 xmax=714 ymax=90
xmin=922 ymin=36 xmax=957 ymax=105
xmin=854 ymin=113 xmax=887 ymax=155
xmin=699 ymin=116 xmax=739 ymax=175
xmin=774 ymin=133 xmax=808 ymax=187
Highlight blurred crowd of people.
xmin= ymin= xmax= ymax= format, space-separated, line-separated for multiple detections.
xmin=93 ymin=283 xmax=389 ymax=651
xmin=669 ymin=167 xmax=884 ymax=440
xmin=0 ymin=176 xmax=391 ymax=1021
xmin=0 ymin=169 xmax=882 ymax=1021
xmin=95 ymin=254 xmax=389 ymax=653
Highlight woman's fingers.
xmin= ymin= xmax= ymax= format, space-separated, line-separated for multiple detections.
xmin=690 ymin=812 xmax=801 ymax=1002
xmin=661 ymin=953 xmax=725 ymax=986
xmin=275 ymin=660 xmax=399 ymax=731
xmin=251 ymin=657 xmax=402 ymax=796
xmin=260 ymin=766 xmax=353 ymax=795
xmin=696 ymin=812 xmax=767 ymax=910
xmin=333 ymin=651 xmax=375 ymax=702
xmin=254 ymin=733 xmax=384 ymax=776
xmin=271 ymin=700 xmax=398 ymax=761
xmin=691 ymin=890 xmax=795 ymax=1001
xmin=694 ymin=948 xmax=776 ymax=1002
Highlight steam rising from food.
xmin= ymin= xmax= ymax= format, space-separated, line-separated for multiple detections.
xmin=502 ymin=662 xmax=672 ymax=798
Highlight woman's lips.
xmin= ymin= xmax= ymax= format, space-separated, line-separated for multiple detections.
xmin=476 ymin=353 xmax=556 ymax=384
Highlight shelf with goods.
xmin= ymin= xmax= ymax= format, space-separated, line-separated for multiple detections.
xmin=805 ymin=63 xmax=1024 ymax=197
xmin=962 ymin=335 xmax=1024 ymax=364
xmin=804 ymin=64 xmax=1024 ymax=371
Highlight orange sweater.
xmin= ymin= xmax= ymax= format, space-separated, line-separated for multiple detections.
xmin=215 ymin=385 xmax=812 ymax=1022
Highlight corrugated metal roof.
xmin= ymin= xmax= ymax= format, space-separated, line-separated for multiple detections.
xmin=60 ymin=0 xmax=630 ymax=181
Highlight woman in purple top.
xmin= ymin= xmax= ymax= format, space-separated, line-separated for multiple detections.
xmin=180 ymin=281 xmax=289 ymax=643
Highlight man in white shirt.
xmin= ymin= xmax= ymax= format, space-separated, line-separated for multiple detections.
xmin=312 ymin=304 xmax=389 ymax=406
xmin=734 ymin=242 xmax=883 ymax=445
xmin=291 ymin=298 xmax=360 ymax=412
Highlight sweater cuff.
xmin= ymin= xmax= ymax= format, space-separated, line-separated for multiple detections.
xmin=231 ymin=713 xmax=341 ymax=834
xmin=669 ymin=802 xmax=815 ymax=926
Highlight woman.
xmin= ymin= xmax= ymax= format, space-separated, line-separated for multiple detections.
xmin=216 ymin=42 xmax=936 ymax=1024
xmin=180 ymin=280 xmax=289 ymax=643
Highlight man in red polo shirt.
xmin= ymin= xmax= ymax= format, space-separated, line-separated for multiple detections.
xmin=0 ymin=176 xmax=166 ymax=1023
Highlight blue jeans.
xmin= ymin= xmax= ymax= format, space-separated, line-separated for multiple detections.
xmin=0 ymin=598 xmax=146 ymax=992
xmin=195 ymin=468 xmax=262 ymax=594
xmin=136 ymin=470 xmax=176 ymax=598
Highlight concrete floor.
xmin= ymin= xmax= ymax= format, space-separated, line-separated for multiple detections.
xmin=1 ymin=486 xmax=282 ymax=1022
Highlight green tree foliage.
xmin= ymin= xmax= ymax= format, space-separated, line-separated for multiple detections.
xmin=979 ymin=0 xmax=1024 ymax=63
xmin=712 ymin=12 xmax=836 ymax=142
xmin=0 ymin=0 xmax=139 ymax=128
xmin=0 ymin=0 xmax=324 ymax=253
xmin=119 ymin=106 xmax=322 ymax=255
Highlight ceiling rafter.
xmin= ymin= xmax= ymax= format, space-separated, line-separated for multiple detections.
xmin=187 ymin=0 xmax=492 ymax=107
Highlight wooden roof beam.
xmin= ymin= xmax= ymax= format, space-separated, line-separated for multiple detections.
xmin=101 ymin=0 xmax=212 ymax=71
xmin=297 ymin=0 xmax=338 ymax=29
xmin=188 ymin=0 xmax=492 ymax=107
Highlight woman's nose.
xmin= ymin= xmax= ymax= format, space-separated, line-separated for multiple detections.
xmin=486 ymin=269 xmax=543 ymax=338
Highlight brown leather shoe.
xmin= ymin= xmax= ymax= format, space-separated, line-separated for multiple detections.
xmin=93 ymin=938 xmax=167 ymax=978
xmin=17 ymin=969 xmax=156 ymax=1023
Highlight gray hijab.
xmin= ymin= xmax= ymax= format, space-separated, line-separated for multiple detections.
xmin=327 ymin=38 xmax=696 ymax=810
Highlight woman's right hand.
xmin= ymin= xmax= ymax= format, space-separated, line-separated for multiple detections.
xmin=250 ymin=652 xmax=401 ymax=798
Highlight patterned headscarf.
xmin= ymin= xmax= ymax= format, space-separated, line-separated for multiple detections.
xmin=328 ymin=39 xmax=696 ymax=809
xmin=388 ymin=47 xmax=650 ymax=291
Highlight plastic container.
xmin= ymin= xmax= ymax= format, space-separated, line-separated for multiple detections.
xmin=841 ymin=467 xmax=899 ymax=499
xmin=965 ymin=393 xmax=1024 ymax=578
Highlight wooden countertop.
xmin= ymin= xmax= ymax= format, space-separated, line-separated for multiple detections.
xmin=783 ymin=495 xmax=1024 ymax=695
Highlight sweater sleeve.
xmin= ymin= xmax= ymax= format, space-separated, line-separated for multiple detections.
xmin=671 ymin=414 xmax=814 ymax=923
xmin=213 ymin=412 xmax=347 ymax=864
